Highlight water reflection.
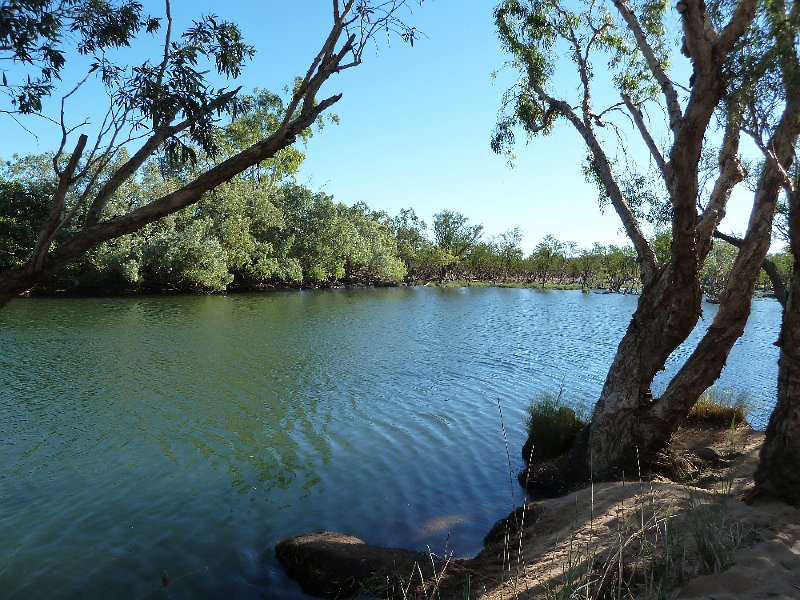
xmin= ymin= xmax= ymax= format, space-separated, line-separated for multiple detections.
xmin=0 ymin=289 xmax=781 ymax=598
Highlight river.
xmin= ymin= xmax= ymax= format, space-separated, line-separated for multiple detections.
xmin=0 ymin=288 xmax=781 ymax=599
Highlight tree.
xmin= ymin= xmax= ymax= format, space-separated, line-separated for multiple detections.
xmin=496 ymin=227 xmax=525 ymax=278
xmin=753 ymin=0 xmax=800 ymax=502
xmin=432 ymin=209 xmax=483 ymax=280
xmin=529 ymin=234 xmax=563 ymax=285
xmin=0 ymin=0 xmax=420 ymax=305
xmin=755 ymin=161 xmax=800 ymax=504
xmin=496 ymin=0 xmax=800 ymax=484
xmin=391 ymin=208 xmax=432 ymax=281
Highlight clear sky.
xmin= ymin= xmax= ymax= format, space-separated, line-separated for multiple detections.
xmin=0 ymin=0 xmax=760 ymax=255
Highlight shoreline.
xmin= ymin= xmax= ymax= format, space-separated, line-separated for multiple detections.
xmin=275 ymin=423 xmax=800 ymax=598
xmin=14 ymin=281 xmax=781 ymax=301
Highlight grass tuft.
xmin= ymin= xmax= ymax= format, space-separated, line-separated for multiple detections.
xmin=687 ymin=388 xmax=749 ymax=427
xmin=524 ymin=392 xmax=587 ymax=463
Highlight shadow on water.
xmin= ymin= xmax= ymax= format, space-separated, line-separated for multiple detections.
xmin=0 ymin=288 xmax=781 ymax=598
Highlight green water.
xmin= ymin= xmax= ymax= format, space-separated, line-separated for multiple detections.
xmin=0 ymin=288 xmax=781 ymax=598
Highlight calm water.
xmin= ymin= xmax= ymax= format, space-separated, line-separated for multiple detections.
xmin=0 ymin=288 xmax=781 ymax=599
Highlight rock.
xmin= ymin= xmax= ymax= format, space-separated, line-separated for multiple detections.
xmin=275 ymin=531 xmax=437 ymax=598
xmin=482 ymin=504 xmax=540 ymax=547
xmin=693 ymin=446 xmax=722 ymax=462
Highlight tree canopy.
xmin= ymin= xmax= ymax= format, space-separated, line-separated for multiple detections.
xmin=0 ymin=0 xmax=421 ymax=305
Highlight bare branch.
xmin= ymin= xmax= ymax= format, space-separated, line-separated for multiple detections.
xmin=85 ymin=89 xmax=238 ymax=225
xmin=695 ymin=110 xmax=745 ymax=250
xmin=717 ymin=0 xmax=759 ymax=54
xmin=612 ymin=0 xmax=682 ymax=129
xmin=621 ymin=93 xmax=669 ymax=183
xmin=529 ymin=77 xmax=658 ymax=282
xmin=31 ymin=133 xmax=88 ymax=270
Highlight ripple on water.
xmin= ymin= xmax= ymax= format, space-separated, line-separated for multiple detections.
xmin=0 ymin=289 xmax=782 ymax=598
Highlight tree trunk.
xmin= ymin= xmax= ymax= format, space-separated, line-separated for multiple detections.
xmin=754 ymin=261 xmax=800 ymax=505
xmin=714 ymin=229 xmax=787 ymax=308
xmin=754 ymin=131 xmax=800 ymax=504
xmin=585 ymin=264 xmax=702 ymax=477
xmin=589 ymin=111 xmax=798 ymax=480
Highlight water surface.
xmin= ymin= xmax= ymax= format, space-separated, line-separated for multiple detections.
xmin=0 ymin=288 xmax=781 ymax=598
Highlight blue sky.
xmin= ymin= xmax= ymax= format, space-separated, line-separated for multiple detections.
xmin=1 ymin=0 xmax=760 ymax=254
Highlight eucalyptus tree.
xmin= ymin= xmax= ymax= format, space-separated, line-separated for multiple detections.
xmin=391 ymin=208 xmax=433 ymax=280
xmin=752 ymin=0 xmax=800 ymax=503
xmin=432 ymin=209 xmax=483 ymax=279
xmin=0 ymin=0 xmax=420 ymax=305
xmin=497 ymin=227 xmax=525 ymax=277
xmin=529 ymin=234 xmax=564 ymax=285
xmin=496 ymin=0 xmax=800 ymax=483
xmin=756 ymin=172 xmax=800 ymax=504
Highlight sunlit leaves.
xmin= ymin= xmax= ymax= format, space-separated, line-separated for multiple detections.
xmin=0 ymin=0 xmax=156 ymax=113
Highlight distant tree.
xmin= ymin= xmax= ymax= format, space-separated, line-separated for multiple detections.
xmin=529 ymin=234 xmax=563 ymax=285
xmin=496 ymin=227 xmax=524 ymax=278
xmin=391 ymin=208 xmax=432 ymax=281
xmin=432 ymin=210 xmax=483 ymax=280
xmin=345 ymin=203 xmax=407 ymax=283
xmin=0 ymin=179 xmax=53 ymax=271
xmin=700 ymin=239 xmax=738 ymax=302
xmin=0 ymin=0 xmax=420 ymax=305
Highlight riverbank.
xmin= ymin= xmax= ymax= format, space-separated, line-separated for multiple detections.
xmin=21 ymin=279 xmax=591 ymax=299
xmin=276 ymin=423 xmax=800 ymax=598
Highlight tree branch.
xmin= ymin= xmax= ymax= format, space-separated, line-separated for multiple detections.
xmin=31 ymin=133 xmax=88 ymax=270
xmin=84 ymin=89 xmax=238 ymax=225
xmin=621 ymin=92 xmax=669 ymax=183
xmin=696 ymin=109 xmax=745 ymax=254
xmin=714 ymin=229 xmax=787 ymax=306
xmin=530 ymin=78 xmax=658 ymax=283
xmin=612 ymin=0 xmax=682 ymax=129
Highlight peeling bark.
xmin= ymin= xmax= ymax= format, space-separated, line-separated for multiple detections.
xmin=755 ymin=262 xmax=800 ymax=505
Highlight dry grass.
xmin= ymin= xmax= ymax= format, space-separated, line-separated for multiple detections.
xmin=686 ymin=388 xmax=749 ymax=427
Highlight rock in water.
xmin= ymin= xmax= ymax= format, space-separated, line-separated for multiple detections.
xmin=275 ymin=531 xmax=436 ymax=598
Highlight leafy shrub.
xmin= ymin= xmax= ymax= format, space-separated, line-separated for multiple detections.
xmin=522 ymin=393 xmax=586 ymax=463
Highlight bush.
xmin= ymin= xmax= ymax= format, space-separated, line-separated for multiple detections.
xmin=522 ymin=393 xmax=586 ymax=464
xmin=687 ymin=388 xmax=749 ymax=427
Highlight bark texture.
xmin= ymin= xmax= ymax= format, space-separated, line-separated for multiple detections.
xmin=755 ymin=262 xmax=800 ymax=506
xmin=747 ymin=0 xmax=800 ymax=506
xmin=579 ymin=0 xmax=759 ymax=478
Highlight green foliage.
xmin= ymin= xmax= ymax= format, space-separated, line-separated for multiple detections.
xmin=524 ymin=393 xmax=586 ymax=463
xmin=0 ymin=0 xmax=158 ymax=112
xmin=2 ymin=0 xmax=255 ymax=165
xmin=701 ymin=239 xmax=739 ymax=302
xmin=433 ymin=210 xmax=483 ymax=258
xmin=139 ymin=217 xmax=233 ymax=291
xmin=0 ymin=139 xmax=681 ymax=296
xmin=0 ymin=179 xmax=54 ymax=270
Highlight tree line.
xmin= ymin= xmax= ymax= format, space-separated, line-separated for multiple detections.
xmin=3 ymin=154 xmax=790 ymax=295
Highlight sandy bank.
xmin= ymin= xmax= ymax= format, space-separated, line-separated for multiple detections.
xmin=276 ymin=424 xmax=800 ymax=598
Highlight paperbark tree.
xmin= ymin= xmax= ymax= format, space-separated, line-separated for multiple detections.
xmin=496 ymin=0 xmax=798 ymax=483
xmin=753 ymin=0 xmax=800 ymax=505
xmin=755 ymin=170 xmax=800 ymax=505
xmin=0 ymin=0 xmax=420 ymax=306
